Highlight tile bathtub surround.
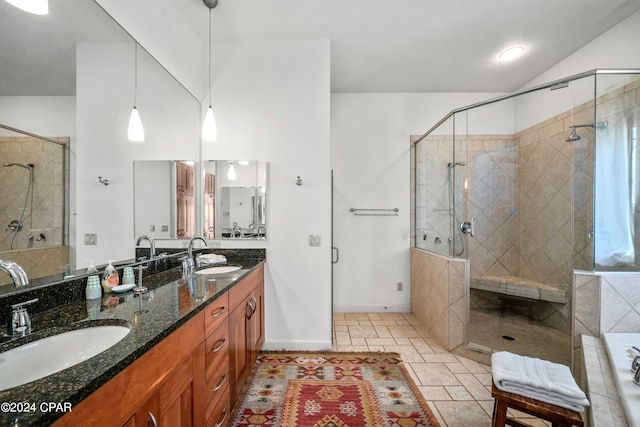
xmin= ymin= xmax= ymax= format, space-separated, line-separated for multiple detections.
xmin=333 ymin=312 xmax=561 ymax=427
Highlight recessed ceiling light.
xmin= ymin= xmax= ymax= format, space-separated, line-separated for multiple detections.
xmin=499 ymin=46 xmax=524 ymax=61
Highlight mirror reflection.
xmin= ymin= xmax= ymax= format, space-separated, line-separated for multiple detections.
xmin=204 ymin=161 xmax=268 ymax=239
xmin=0 ymin=0 xmax=201 ymax=289
xmin=133 ymin=161 xmax=196 ymax=239
xmin=133 ymin=160 xmax=269 ymax=241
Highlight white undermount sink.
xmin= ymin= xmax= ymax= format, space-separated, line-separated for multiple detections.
xmin=0 ymin=325 xmax=130 ymax=391
xmin=196 ymin=266 xmax=242 ymax=275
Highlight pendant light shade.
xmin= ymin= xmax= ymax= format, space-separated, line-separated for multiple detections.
xmin=128 ymin=107 xmax=144 ymax=142
xmin=202 ymin=105 xmax=217 ymax=141
xmin=128 ymin=43 xmax=144 ymax=142
xmin=203 ymin=3 xmax=217 ymax=141
xmin=228 ymin=162 xmax=236 ymax=180
xmin=6 ymin=0 xmax=48 ymax=15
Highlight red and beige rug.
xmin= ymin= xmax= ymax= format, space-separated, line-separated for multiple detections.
xmin=229 ymin=352 xmax=441 ymax=426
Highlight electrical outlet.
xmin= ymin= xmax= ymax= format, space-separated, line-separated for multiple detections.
xmin=397 ymin=282 xmax=403 ymax=291
xmin=161 ymin=225 xmax=168 ymax=232
xmin=308 ymin=235 xmax=321 ymax=246
xmin=84 ymin=233 xmax=97 ymax=245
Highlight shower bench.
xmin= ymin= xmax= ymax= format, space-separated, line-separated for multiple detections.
xmin=470 ymin=275 xmax=569 ymax=304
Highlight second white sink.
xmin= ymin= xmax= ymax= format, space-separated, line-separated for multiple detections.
xmin=196 ymin=266 xmax=242 ymax=275
xmin=0 ymin=324 xmax=130 ymax=391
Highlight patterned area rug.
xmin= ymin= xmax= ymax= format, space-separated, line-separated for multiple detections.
xmin=229 ymin=352 xmax=441 ymax=426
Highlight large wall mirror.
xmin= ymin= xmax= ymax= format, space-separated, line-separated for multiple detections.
xmin=0 ymin=0 xmax=200 ymax=290
xmin=133 ymin=160 xmax=269 ymax=241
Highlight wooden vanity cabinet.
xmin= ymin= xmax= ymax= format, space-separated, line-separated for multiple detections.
xmin=228 ymin=264 xmax=265 ymax=403
xmin=52 ymin=264 xmax=264 ymax=427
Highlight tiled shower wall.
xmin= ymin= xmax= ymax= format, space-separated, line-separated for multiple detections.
xmin=0 ymin=136 xmax=69 ymax=284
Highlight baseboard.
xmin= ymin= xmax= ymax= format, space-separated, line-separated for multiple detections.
xmin=262 ymin=340 xmax=333 ymax=352
xmin=332 ymin=305 xmax=411 ymax=313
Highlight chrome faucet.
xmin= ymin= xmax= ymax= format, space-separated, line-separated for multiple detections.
xmin=0 ymin=260 xmax=29 ymax=287
xmin=135 ymin=235 xmax=156 ymax=262
xmin=257 ymin=224 xmax=267 ymax=239
xmin=232 ymin=225 xmax=243 ymax=238
xmin=183 ymin=237 xmax=207 ymax=276
xmin=6 ymin=298 xmax=38 ymax=338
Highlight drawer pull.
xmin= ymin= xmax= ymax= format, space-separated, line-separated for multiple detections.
xmin=246 ymin=300 xmax=254 ymax=319
xmin=212 ymin=338 xmax=226 ymax=353
xmin=212 ymin=372 xmax=227 ymax=392
xmin=211 ymin=306 xmax=226 ymax=318
xmin=215 ymin=407 xmax=228 ymax=427
xmin=148 ymin=412 xmax=158 ymax=427
xmin=250 ymin=296 xmax=257 ymax=314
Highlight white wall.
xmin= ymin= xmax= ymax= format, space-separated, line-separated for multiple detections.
xmin=95 ymin=0 xmax=203 ymax=97
xmin=0 ymin=96 xmax=75 ymax=137
xmin=202 ymin=40 xmax=332 ymax=350
xmin=331 ymin=92 xmax=505 ymax=312
xmin=523 ymin=9 xmax=640 ymax=89
xmin=75 ymin=43 xmax=200 ymax=264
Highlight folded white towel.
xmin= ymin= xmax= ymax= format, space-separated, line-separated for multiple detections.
xmin=199 ymin=254 xmax=227 ymax=265
xmin=491 ymin=351 xmax=590 ymax=412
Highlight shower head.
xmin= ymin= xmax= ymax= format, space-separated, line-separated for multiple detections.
xmin=3 ymin=162 xmax=34 ymax=170
xmin=565 ymin=129 xmax=581 ymax=142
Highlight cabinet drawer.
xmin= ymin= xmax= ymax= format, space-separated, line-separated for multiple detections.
xmin=229 ymin=263 xmax=264 ymax=309
xmin=206 ymin=380 xmax=230 ymax=427
xmin=205 ymin=356 xmax=229 ymax=420
xmin=205 ymin=292 xmax=229 ymax=337
xmin=205 ymin=318 xmax=229 ymax=383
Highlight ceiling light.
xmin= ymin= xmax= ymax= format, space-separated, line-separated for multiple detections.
xmin=499 ymin=46 xmax=524 ymax=61
xmin=238 ymin=161 xmax=249 ymax=165
xmin=228 ymin=162 xmax=236 ymax=180
xmin=202 ymin=0 xmax=218 ymax=141
xmin=6 ymin=0 xmax=48 ymax=15
xmin=128 ymin=43 xmax=144 ymax=142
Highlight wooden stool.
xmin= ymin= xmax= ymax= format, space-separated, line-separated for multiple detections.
xmin=491 ymin=381 xmax=584 ymax=427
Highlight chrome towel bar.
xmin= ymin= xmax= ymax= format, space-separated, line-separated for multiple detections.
xmin=349 ymin=207 xmax=399 ymax=216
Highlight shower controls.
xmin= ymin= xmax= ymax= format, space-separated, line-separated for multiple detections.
xmin=460 ymin=217 xmax=475 ymax=237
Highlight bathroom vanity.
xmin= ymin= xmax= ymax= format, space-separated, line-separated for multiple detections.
xmin=0 ymin=251 xmax=265 ymax=426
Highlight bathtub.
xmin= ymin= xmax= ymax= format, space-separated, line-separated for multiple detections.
xmin=603 ymin=333 xmax=640 ymax=427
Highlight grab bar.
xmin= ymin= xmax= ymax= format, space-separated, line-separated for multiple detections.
xmin=349 ymin=207 xmax=399 ymax=216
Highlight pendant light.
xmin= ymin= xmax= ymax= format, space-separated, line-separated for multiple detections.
xmin=128 ymin=43 xmax=144 ymax=142
xmin=6 ymin=0 xmax=48 ymax=15
xmin=228 ymin=162 xmax=236 ymax=180
xmin=202 ymin=0 xmax=218 ymax=141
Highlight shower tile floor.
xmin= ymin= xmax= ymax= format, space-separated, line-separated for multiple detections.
xmin=468 ymin=307 xmax=572 ymax=366
xmin=333 ymin=312 xmax=558 ymax=427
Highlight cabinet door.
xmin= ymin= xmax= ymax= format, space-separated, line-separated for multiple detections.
xmin=157 ymin=354 xmax=196 ymax=426
xmin=229 ymin=299 xmax=251 ymax=403
xmin=133 ymin=393 xmax=160 ymax=427
xmin=248 ymin=282 xmax=264 ymax=364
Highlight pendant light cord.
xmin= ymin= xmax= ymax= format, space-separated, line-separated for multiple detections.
xmin=208 ymin=9 xmax=212 ymax=105
xmin=134 ymin=43 xmax=138 ymax=106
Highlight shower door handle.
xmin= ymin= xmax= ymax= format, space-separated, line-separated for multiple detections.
xmin=460 ymin=217 xmax=475 ymax=237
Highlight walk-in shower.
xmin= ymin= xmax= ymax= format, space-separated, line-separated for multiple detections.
xmin=412 ymin=69 xmax=640 ymax=367
xmin=0 ymin=126 xmax=69 ymax=286
xmin=3 ymin=163 xmax=34 ymax=250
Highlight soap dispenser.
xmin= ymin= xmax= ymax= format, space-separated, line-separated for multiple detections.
xmin=101 ymin=260 xmax=119 ymax=292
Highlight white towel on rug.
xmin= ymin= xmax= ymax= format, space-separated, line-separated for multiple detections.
xmin=491 ymin=351 xmax=590 ymax=412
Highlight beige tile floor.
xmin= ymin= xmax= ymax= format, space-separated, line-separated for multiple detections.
xmin=332 ymin=312 xmax=553 ymax=427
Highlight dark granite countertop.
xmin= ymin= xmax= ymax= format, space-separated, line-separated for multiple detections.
xmin=0 ymin=254 xmax=264 ymax=427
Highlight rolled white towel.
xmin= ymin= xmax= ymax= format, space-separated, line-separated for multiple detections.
xmin=491 ymin=351 xmax=589 ymax=412
xmin=199 ymin=254 xmax=227 ymax=265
